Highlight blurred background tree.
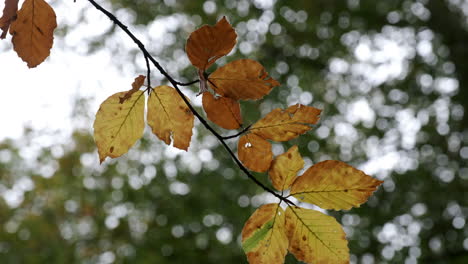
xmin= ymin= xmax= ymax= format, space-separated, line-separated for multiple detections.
xmin=1 ymin=0 xmax=468 ymax=263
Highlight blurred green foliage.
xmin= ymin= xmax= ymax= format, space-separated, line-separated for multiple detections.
xmin=1 ymin=0 xmax=468 ymax=263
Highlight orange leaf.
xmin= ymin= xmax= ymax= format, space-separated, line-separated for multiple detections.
xmin=0 ymin=0 xmax=19 ymax=39
xmin=147 ymin=85 xmax=194 ymax=151
xmin=9 ymin=0 xmax=57 ymax=68
xmin=202 ymin=92 xmax=242 ymax=130
xmin=238 ymin=134 xmax=272 ymax=173
xmin=285 ymin=206 xmax=349 ymax=264
xmin=290 ymin=160 xmax=383 ymax=210
xmin=208 ymin=59 xmax=279 ymax=101
xmin=242 ymin=204 xmax=288 ymax=264
xmin=119 ymin=75 xmax=146 ymax=103
xmin=250 ymin=104 xmax=321 ymax=141
xmin=269 ymin=145 xmax=304 ymax=191
xmin=186 ymin=16 xmax=236 ymax=70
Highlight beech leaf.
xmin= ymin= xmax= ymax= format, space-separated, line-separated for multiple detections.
xmin=9 ymin=0 xmax=57 ymax=68
xmin=147 ymin=85 xmax=194 ymax=151
xmin=269 ymin=145 xmax=304 ymax=191
xmin=0 ymin=0 xmax=19 ymax=39
xmin=208 ymin=59 xmax=279 ymax=101
xmin=291 ymin=160 xmax=384 ymax=210
xmin=202 ymin=91 xmax=242 ymax=130
xmin=186 ymin=16 xmax=236 ymax=70
xmin=93 ymin=90 xmax=145 ymax=163
xmin=238 ymin=134 xmax=273 ymax=173
xmin=250 ymin=104 xmax=321 ymax=142
xmin=285 ymin=207 xmax=349 ymax=264
xmin=242 ymin=203 xmax=288 ymax=264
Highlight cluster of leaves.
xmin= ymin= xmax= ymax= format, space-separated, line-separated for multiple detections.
xmin=0 ymin=0 xmax=57 ymax=67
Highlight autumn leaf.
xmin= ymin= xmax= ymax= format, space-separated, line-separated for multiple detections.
xmin=290 ymin=160 xmax=383 ymax=210
xmin=250 ymin=104 xmax=321 ymax=142
xmin=119 ymin=75 xmax=145 ymax=103
xmin=0 ymin=0 xmax=19 ymax=39
xmin=238 ymin=134 xmax=272 ymax=173
xmin=93 ymin=90 xmax=145 ymax=163
xmin=186 ymin=16 xmax=236 ymax=70
xmin=9 ymin=0 xmax=57 ymax=68
xmin=208 ymin=59 xmax=279 ymax=101
xmin=202 ymin=92 xmax=242 ymax=130
xmin=269 ymin=145 xmax=304 ymax=191
xmin=242 ymin=203 xmax=288 ymax=264
xmin=285 ymin=206 xmax=349 ymax=264
xmin=147 ymin=85 xmax=194 ymax=151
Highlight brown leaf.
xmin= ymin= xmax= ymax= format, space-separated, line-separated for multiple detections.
xmin=186 ymin=16 xmax=236 ymax=70
xmin=119 ymin=75 xmax=146 ymax=103
xmin=208 ymin=59 xmax=279 ymax=101
xmin=9 ymin=0 xmax=57 ymax=68
xmin=0 ymin=0 xmax=19 ymax=39
xmin=202 ymin=92 xmax=242 ymax=130
xmin=238 ymin=134 xmax=273 ymax=173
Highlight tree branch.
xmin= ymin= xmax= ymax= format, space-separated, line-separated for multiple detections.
xmin=86 ymin=0 xmax=295 ymax=206
xmin=221 ymin=124 xmax=252 ymax=140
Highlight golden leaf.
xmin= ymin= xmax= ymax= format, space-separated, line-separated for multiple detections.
xmin=291 ymin=160 xmax=384 ymax=210
xmin=285 ymin=207 xmax=349 ymax=264
xmin=238 ymin=134 xmax=272 ymax=173
xmin=9 ymin=0 xmax=57 ymax=68
xmin=250 ymin=104 xmax=321 ymax=142
xmin=0 ymin=0 xmax=19 ymax=39
xmin=186 ymin=16 xmax=236 ymax=70
xmin=147 ymin=85 xmax=194 ymax=151
xmin=269 ymin=145 xmax=304 ymax=191
xmin=93 ymin=90 xmax=145 ymax=163
xmin=242 ymin=204 xmax=288 ymax=264
xmin=202 ymin=91 xmax=242 ymax=130
xmin=208 ymin=59 xmax=279 ymax=101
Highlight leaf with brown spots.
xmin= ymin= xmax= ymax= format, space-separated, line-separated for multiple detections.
xmin=242 ymin=203 xmax=288 ymax=264
xmin=0 ymin=0 xmax=19 ymax=39
xmin=269 ymin=145 xmax=304 ymax=191
xmin=202 ymin=91 xmax=242 ymax=130
xmin=186 ymin=16 xmax=236 ymax=70
xmin=119 ymin=75 xmax=146 ymax=103
xmin=9 ymin=0 xmax=57 ymax=68
xmin=291 ymin=160 xmax=384 ymax=210
xmin=285 ymin=206 xmax=349 ymax=264
xmin=238 ymin=134 xmax=273 ymax=173
xmin=147 ymin=85 xmax=194 ymax=151
xmin=93 ymin=90 xmax=145 ymax=163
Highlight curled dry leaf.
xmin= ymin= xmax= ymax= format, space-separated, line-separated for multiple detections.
xmin=119 ymin=75 xmax=146 ymax=103
xmin=250 ymin=104 xmax=321 ymax=142
xmin=202 ymin=92 xmax=242 ymax=130
xmin=208 ymin=59 xmax=280 ymax=101
xmin=93 ymin=91 xmax=145 ymax=163
xmin=9 ymin=0 xmax=57 ymax=68
xmin=238 ymin=134 xmax=272 ymax=173
xmin=186 ymin=16 xmax=236 ymax=70
xmin=285 ymin=207 xmax=349 ymax=264
xmin=291 ymin=160 xmax=384 ymax=210
xmin=0 ymin=0 xmax=19 ymax=39
xmin=242 ymin=204 xmax=288 ymax=264
xmin=269 ymin=145 xmax=304 ymax=191
xmin=147 ymin=85 xmax=194 ymax=151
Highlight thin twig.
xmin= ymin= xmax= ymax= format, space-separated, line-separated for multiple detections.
xmin=221 ymin=124 xmax=252 ymax=140
xmin=144 ymin=54 xmax=151 ymax=95
xmin=174 ymin=79 xmax=199 ymax=86
xmin=86 ymin=0 xmax=295 ymax=206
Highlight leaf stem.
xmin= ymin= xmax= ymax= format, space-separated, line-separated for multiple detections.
xmin=221 ymin=124 xmax=252 ymax=140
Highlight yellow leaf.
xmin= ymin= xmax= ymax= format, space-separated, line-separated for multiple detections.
xmin=208 ymin=59 xmax=279 ymax=101
xmin=93 ymin=90 xmax=145 ymax=163
xmin=119 ymin=75 xmax=146 ymax=103
xmin=269 ymin=145 xmax=304 ymax=191
xmin=0 ymin=0 xmax=19 ymax=39
xmin=186 ymin=16 xmax=236 ymax=70
xmin=242 ymin=203 xmax=288 ymax=264
xmin=9 ymin=0 xmax=57 ymax=68
xmin=291 ymin=160 xmax=384 ymax=210
xmin=147 ymin=85 xmax=194 ymax=151
xmin=238 ymin=134 xmax=272 ymax=173
xmin=202 ymin=92 xmax=242 ymax=130
xmin=285 ymin=206 xmax=349 ymax=264
xmin=250 ymin=104 xmax=321 ymax=142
